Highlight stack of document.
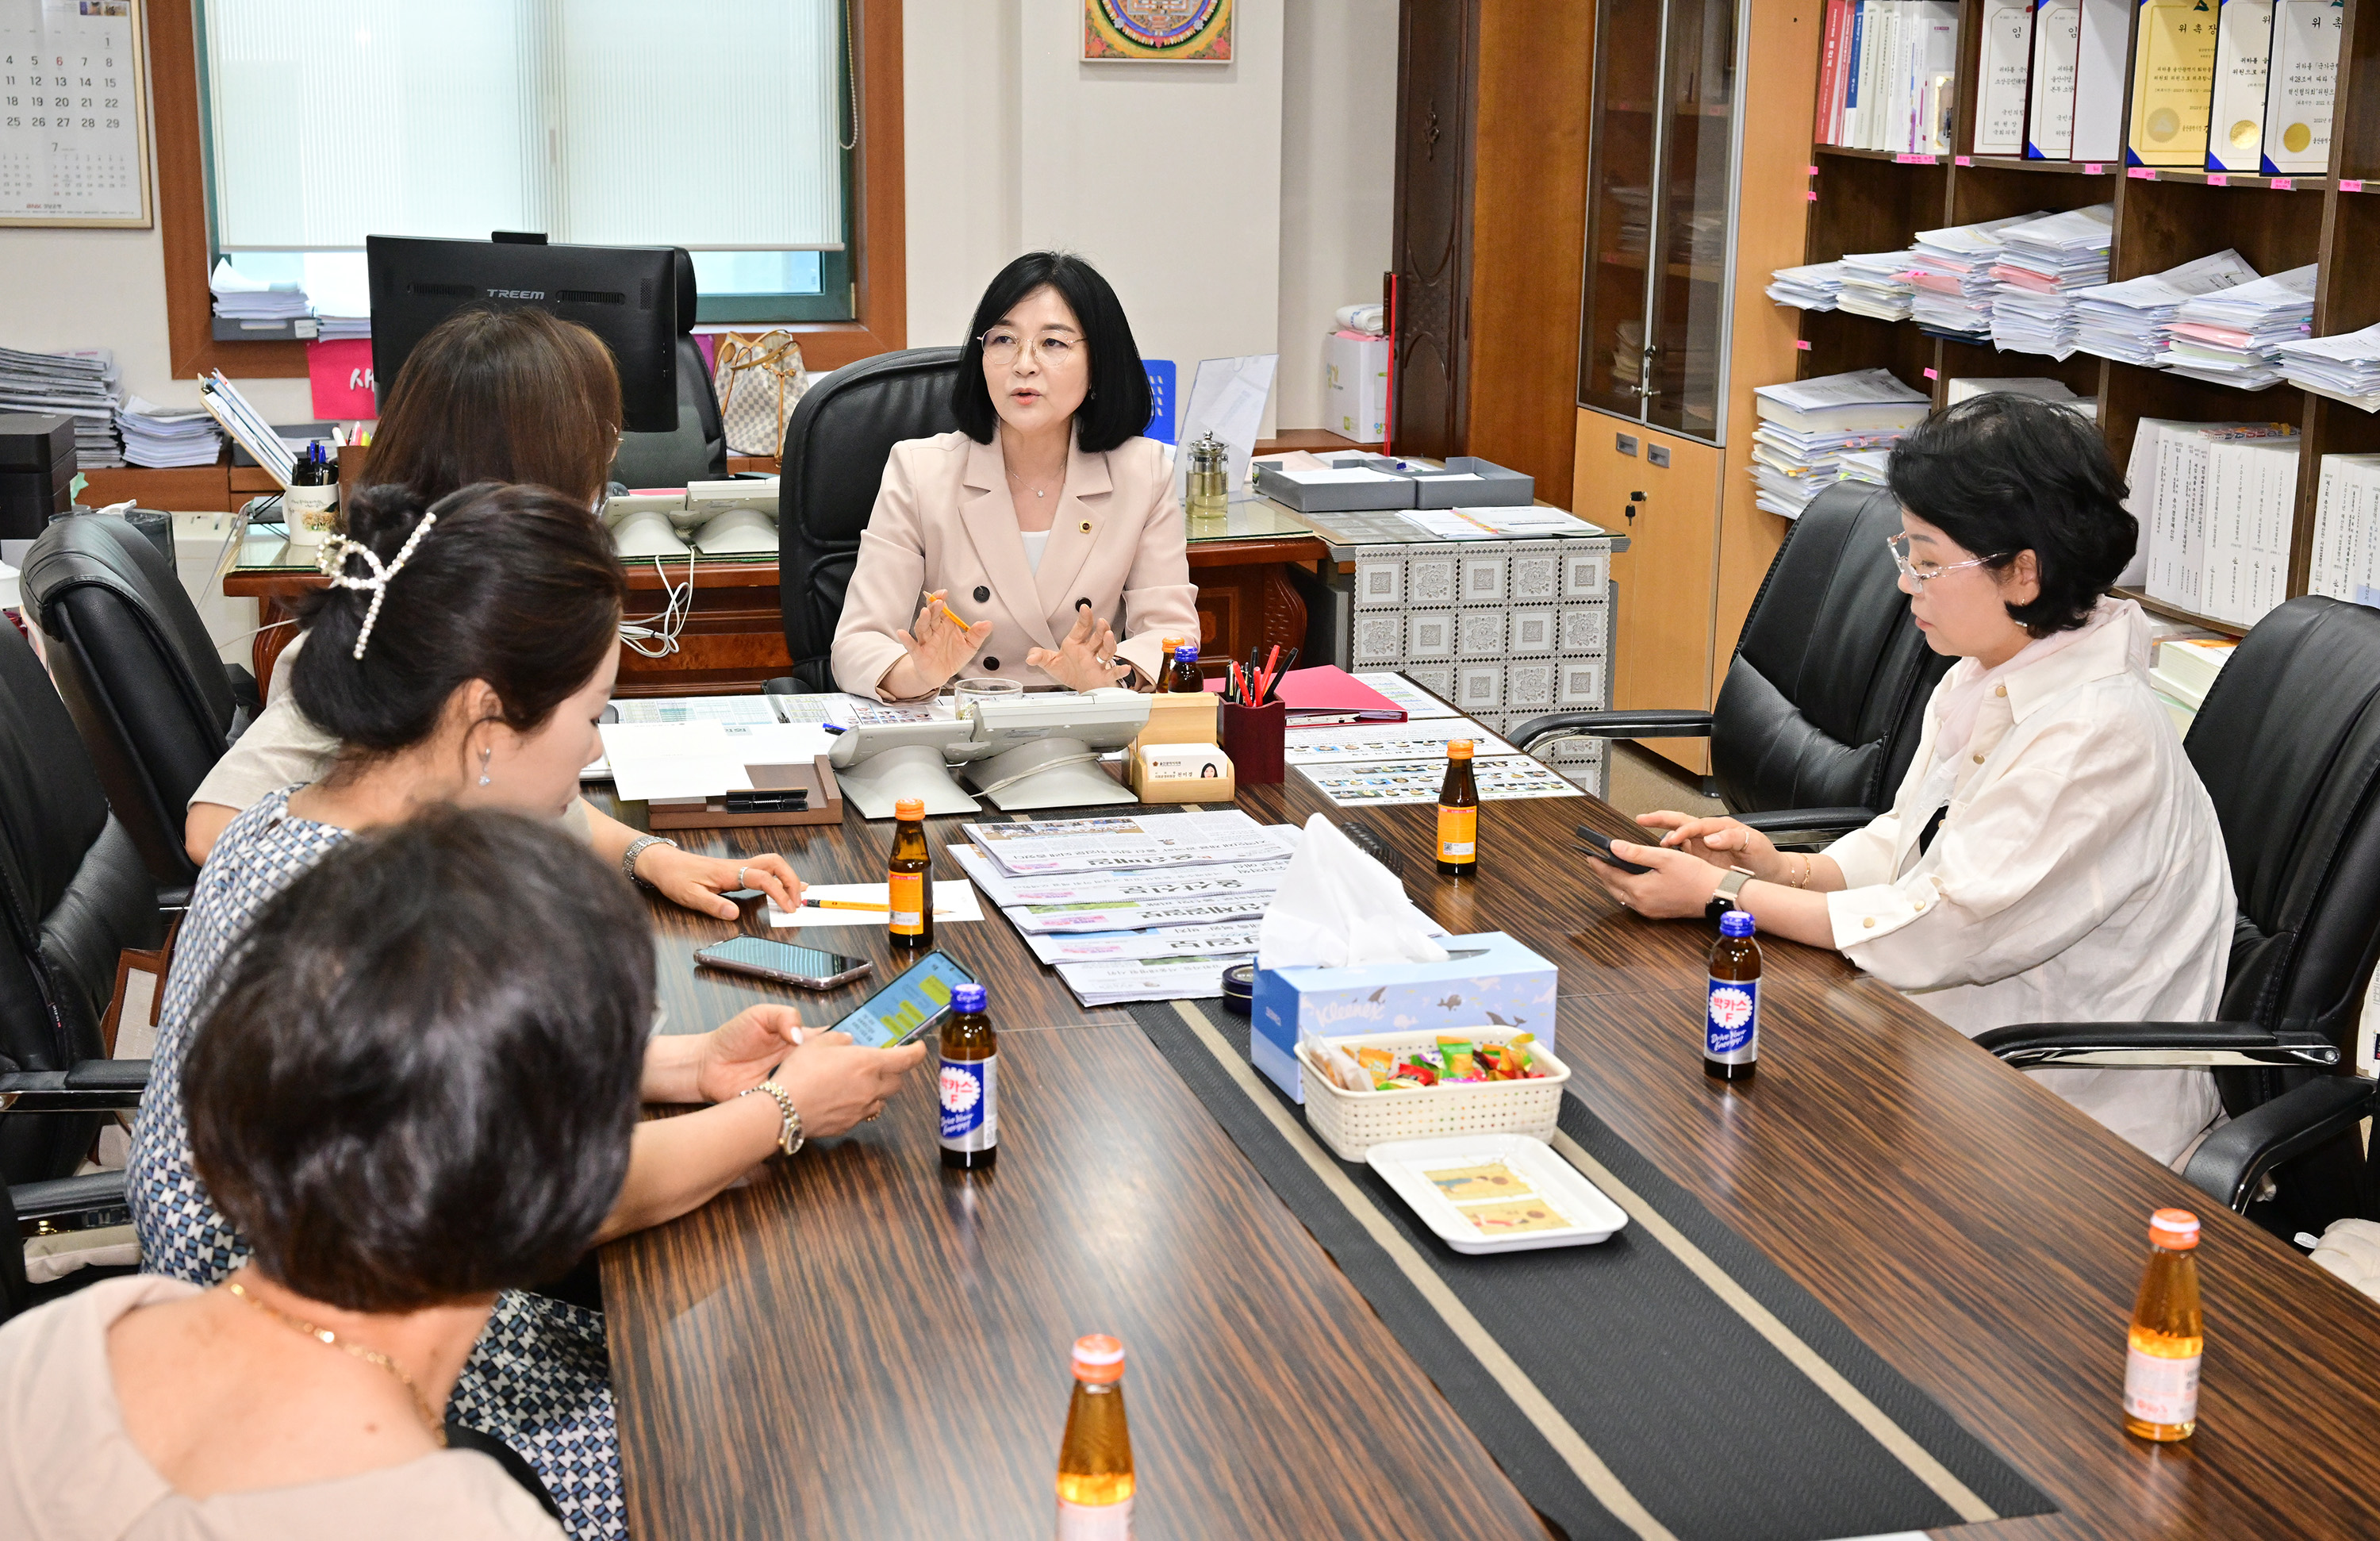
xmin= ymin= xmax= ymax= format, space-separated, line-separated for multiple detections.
xmin=1836 ymin=251 xmax=1917 ymax=322
xmin=1905 ymin=213 xmax=2046 ymax=339
xmin=1748 ymin=369 xmax=1932 ymax=519
xmin=209 ymin=259 xmax=309 ymax=326
xmin=1766 ymin=261 xmax=1844 ymax=312
xmin=2275 ymin=324 xmax=2380 ymax=413
xmin=115 ymin=396 xmax=223 ymax=469
xmin=0 ymin=345 xmax=123 ymax=467
xmin=1836 ymin=447 xmax=1894 ymax=486
xmin=2162 ymin=265 xmax=2319 ymax=391
xmin=1987 ymin=204 xmax=2115 ymax=358
xmin=2073 ymin=250 xmax=2261 ymax=369
xmin=314 ymin=313 xmax=370 ymax=341
xmin=1944 ymin=375 xmax=2094 ymax=418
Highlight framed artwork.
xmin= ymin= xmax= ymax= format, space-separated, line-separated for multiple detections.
xmin=1083 ymin=0 xmax=1232 ymax=63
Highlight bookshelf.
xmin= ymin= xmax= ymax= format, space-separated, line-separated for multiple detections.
xmin=1798 ymin=0 xmax=2380 ymax=639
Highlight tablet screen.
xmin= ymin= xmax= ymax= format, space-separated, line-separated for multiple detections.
xmin=834 ymin=951 xmax=976 ymax=1048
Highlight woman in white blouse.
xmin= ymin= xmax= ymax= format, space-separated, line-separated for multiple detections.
xmin=1587 ymin=394 xmax=2234 ymax=1166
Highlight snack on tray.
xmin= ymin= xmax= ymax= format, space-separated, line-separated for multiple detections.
xmin=1459 ymin=1197 xmax=1572 ymax=1235
xmin=1426 ymin=1162 xmax=1535 ymax=1201
xmin=1437 ymin=1036 xmax=1477 ymax=1080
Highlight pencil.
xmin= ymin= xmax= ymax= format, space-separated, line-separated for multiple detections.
xmin=802 ymin=898 xmax=890 ymax=912
xmin=931 ymin=596 xmax=969 ymax=631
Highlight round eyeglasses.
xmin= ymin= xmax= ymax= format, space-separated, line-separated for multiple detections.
xmin=977 ymin=329 xmax=1081 ymax=368
xmin=1887 ymin=532 xmax=2003 ymax=587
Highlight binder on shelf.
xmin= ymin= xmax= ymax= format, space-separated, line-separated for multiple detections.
xmin=2128 ymin=0 xmax=2221 ymax=167
xmin=2071 ymin=0 xmax=2132 ymax=161
xmin=1916 ymin=2 xmax=1960 ymax=154
xmin=1815 ymin=0 xmax=1854 ymax=145
xmin=2310 ymin=455 xmax=2380 ymax=603
xmin=2205 ymin=0 xmax=2274 ymax=175
xmin=1841 ymin=0 xmax=1869 ymax=145
xmin=1975 ymin=0 xmax=2036 ymax=156
xmin=2259 ymin=0 xmax=2343 ymax=176
xmin=2025 ymin=0 xmax=2084 ymax=160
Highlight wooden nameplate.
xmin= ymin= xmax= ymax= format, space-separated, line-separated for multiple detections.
xmin=647 ymin=756 xmax=845 ymax=830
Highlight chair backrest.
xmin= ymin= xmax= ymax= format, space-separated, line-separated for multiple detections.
xmin=777 ymin=347 xmax=964 ymax=689
xmin=21 ymin=513 xmax=244 ymax=893
xmin=610 ymin=251 xmax=727 ymax=486
xmin=1709 ymin=480 xmax=1952 ymax=817
xmin=2188 ymin=598 xmax=2380 ymax=1055
xmin=0 ymin=619 xmax=160 ymax=1183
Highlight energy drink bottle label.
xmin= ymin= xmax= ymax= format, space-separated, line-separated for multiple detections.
xmin=1438 ymin=806 xmax=1476 ymax=861
xmin=889 ymin=871 xmax=925 ymax=936
xmin=2122 ymin=1346 xmax=2201 ymax=1426
xmin=1706 ymin=978 xmax=1759 ymax=1063
xmin=939 ymin=1054 xmax=996 ymax=1151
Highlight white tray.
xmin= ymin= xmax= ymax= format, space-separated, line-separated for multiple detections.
xmin=1365 ymin=1133 xmax=1629 ymax=1254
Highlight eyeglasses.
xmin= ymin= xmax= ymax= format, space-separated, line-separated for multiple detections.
xmin=1887 ymin=532 xmax=2003 ymax=587
xmin=978 ymin=329 xmax=1082 ymax=368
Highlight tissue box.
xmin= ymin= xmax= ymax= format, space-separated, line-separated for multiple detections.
xmin=1252 ymin=932 xmax=1558 ymax=1102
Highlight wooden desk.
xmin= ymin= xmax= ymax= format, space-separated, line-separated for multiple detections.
xmin=601 ymin=782 xmax=2380 ymax=1540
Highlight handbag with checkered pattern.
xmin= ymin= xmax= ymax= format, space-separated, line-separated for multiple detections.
xmin=712 ymin=330 xmax=811 ymax=456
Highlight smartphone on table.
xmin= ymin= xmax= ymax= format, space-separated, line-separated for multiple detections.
xmin=1573 ymin=824 xmax=1655 ymax=876
xmin=831 ymin=951 xmax=977 ymax=1049
xmin=694 ymin=936 xmax=873 ymax=990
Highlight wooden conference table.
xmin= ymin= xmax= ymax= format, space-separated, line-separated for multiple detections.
xmin=593 ymin=778 xmax=2380 ymax=1540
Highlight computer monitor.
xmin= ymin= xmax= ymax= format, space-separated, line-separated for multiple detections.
xmin=365 ymin=236 xmax=680 ymax=433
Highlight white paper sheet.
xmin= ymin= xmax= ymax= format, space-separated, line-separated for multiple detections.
xmin=949 ymin=843 xmax=1294 ymax=908
xmin=765 ymin=882 xmax=985 ymax=928
xmin=599 ymin=721 xmax=753 ymax=801
xmin=1279 ymin=722 xmax=1520 ymax=765
xmin=1295 ymin=756 xmax=1586 ymax=807
xmin=962 ymin=809 xmax=1296 ymax=876
xmin=1353 ymin=672 xmax=1464 ymax=719
xmin=1171 ymin=354 xmax=1278 ymax=507
xmin=1022 ymin=920 xmax=1265 ymax=965
xmin=1054 ymin=954 xmax=1249 ymax=1005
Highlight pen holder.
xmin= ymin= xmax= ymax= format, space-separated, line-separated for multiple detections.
xmin=1221 ymin=698 xmax=1287 ymax=784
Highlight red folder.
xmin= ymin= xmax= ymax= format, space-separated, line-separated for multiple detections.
xmin=1203 ymin=665 xmax=1406 ymax=724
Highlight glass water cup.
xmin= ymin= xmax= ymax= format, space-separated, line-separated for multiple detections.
xmin=953 ymin=675 xmax=1024 ymax=720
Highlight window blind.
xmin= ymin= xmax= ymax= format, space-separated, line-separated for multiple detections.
xmin=201 ymin=0 xmax=846 ymax=253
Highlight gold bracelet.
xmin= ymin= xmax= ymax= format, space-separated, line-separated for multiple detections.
xmin=1790 ymin=853 xmax=1811 ymax=890
xmin=739 ymin=1079 xmax=804 ymax=1157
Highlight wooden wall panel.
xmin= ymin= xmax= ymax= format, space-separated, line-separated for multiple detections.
xmin=1389 ymin=0 xmax=1478 ymax=461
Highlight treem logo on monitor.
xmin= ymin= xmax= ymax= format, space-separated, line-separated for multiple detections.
xmin=484 ymin=287 xmax=547 ymax=300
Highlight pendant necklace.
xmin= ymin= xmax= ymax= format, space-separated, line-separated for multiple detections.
xmin=226 ymin=1276 xmax=447 ymax=1444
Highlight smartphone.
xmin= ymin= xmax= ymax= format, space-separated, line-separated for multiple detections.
xmin=832 ymin=951 xmax=977 ymax=1049
xmin=694 ymin=936 xmax=873 ymax=990
xmin=1573 ymin=824 xmax=1655 ymax=876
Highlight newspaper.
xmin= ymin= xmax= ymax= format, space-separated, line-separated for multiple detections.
xmin=949 ymin=844 xmax=1290 ymax=909
xmin=1022 ymin=921 xmax=1263 ymax=966
xmin=1296 ymin=755 xmax=1584 ymax=807
xmin=1055 ymin=955 xmax=1246 ymax=1005
xmin=962 ymin=809 xmax=1294 ymax=876
xmin=1278 ymin=722 xmax=1519 ymax=765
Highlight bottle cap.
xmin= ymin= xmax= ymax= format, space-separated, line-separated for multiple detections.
xmin=1719 ymin=909 xmax=1756 ymax=938
xmin=2149 ymin=1209 xmax=2200 ymax=1250
xmin=950 ymin=982 xmax=986 ymax=1013
xmin=895 ymin=797 xmax=924 ymax=820
xmin=1071 ymin=1334 xmax=1126 ymax=1383
xmin=1173 ymin=644 xmax=1199 ymax=662
xmin=1159 ymin=636 xmax=1183 ymax=652
xmin=1448 ymin=739 xmax=1474 ymax=760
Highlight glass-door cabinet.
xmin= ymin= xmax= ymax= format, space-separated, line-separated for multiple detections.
xmin=1577 ymin=0 xmax=1741 ymax=444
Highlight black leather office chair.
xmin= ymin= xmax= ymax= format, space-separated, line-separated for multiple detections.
xmin=611 ymin=249 xmax=728 ymax=487
xmin=1511 ymin=481 xmax=1953 ymax=838
xmin=0 ymin=617 xmax=155 ymax=1301
xmin=771 ymin=347 xmax=964 ymax=692
xmin=21 ymin=513 xmax=260 ymax=901
xmin=1975 ymin=598 xmax=2380 ymax=1236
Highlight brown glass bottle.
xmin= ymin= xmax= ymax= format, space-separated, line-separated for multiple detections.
xmin=1057 ymin=1335 xmax=1134 ymax=1533
xmin=2122 ymin=1209 xmax=2203 ymax=1440
xmin=1704 ymin=909 xmax=1760 ymax=1082
xmin=1436 ymin=739 xmax=1478 ymax=877
xmin=1151 ymin=637 xmax=1184 ymax=692
xmin=889 ymin=796 xmax=931 ymax=950
xmin=939 ymin=982 xmax=996 ymax=1170
xmin=1167 ymin=643 xmax=1203 ymax=694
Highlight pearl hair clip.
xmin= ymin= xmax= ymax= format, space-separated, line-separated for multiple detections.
xmin=316 ymin=511 xmax=440 ymax=659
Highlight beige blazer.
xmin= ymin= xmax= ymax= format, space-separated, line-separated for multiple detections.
xmin=832 ymin=429 xmax=1199 ymax=700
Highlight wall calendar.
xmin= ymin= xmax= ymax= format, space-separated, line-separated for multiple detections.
xmin=0 ymin=0 xmax=151 ymax=227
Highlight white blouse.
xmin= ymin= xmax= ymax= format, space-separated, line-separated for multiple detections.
xmin=1821 ymin=602 xmax=2235 ymax=1166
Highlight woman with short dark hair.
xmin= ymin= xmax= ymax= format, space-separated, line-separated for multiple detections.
xmin=0 ymin=810 xmax=640 ymax=1536
xmin=1582 ymin=395 xmax=2235 ymax=1164
xmin=130 ymin=481 xmax=923 ymax=1539
xmin=831 ymin=250 xmax=1199 ymax=699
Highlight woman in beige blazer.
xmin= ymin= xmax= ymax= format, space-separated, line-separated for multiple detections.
xmin=833 ymin=252 xmax=1199 ymax=700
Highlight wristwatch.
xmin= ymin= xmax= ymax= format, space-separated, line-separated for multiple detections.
xmin=1711 ymin=867 xmax=1755 ymax=909
xmin=621 ymin=833 xmax=679 ymax=888
xmin=740 ymin=1079 xmax=804 ymax=1157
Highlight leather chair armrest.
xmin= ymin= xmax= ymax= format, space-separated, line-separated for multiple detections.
xmin=0 ymin=1060 xmax=151 ymax=1113
xmin=1975 ymin=1022 xmax=2341 ymax=1071
xmin=1734 ymin=808 xmax=1877 ymax=838
xmin=1511 ymin=710 xmax=1715 ymax=753
xmin=8 ymin=1170 xmax=129 ymax=1225
xmin=2182 ymin=1075 xmax=2378 ymax=1212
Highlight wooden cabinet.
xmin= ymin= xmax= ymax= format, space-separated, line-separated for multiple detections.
xmin=1391 ymin=1 xmax=1595 ymax=501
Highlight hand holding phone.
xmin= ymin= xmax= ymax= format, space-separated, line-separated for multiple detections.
xmin=1573 ymin=824 xmax=1655 ymax=876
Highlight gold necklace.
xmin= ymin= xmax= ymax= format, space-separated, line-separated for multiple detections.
xmin=226 ymin=1278 xmax=447 ymax=1445
xmin=1005 ymin=467 xmax=1058 ymax=500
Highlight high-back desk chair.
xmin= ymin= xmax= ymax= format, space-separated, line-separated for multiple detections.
xmin=21 ymin=513 xmax=260 ymax=902
xmin=1977 ymin=598 xmax=2380 ymax=1235
xmin=1511 ymin=481 xmax=1952 ymax=840
xmin=610 ymin=248 xmax=728 ymax=488
xmin=770 ymin=347 xmax=963 ymax=693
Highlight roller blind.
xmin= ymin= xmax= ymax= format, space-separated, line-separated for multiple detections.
xmin=201 ymin=0 xmax=846 ymax=253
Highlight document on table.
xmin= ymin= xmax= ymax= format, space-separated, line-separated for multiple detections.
xmin=1056 ymin=954 xmax=1249 ymax=1005
xmin=1353 ymin=672 xmax=1464 ymax=720
xmin=765 ymin=882 xmax=985 ymax=928
xmin=611 ymin=695 xmax=781 ymax=724
xmin=1296 ymin=756 xmax=1585 ymax=807
xmin=950 ymin=844 xmax=1292 ymax=908
xmin=598 ymin=721 xmax=751 ymax=801
xmin=1279 ymin=722 xmax=1520 ymax=765
xmin=1022 ymin=920 xmax=1264 ymax=965
xmin=1273 ymin=467 xmax=1404 ymax=485
xmin=963 ymin=809 xmax=1296 ymax=875
xmin=1003 ymin=893 xmax=1280 ymax=933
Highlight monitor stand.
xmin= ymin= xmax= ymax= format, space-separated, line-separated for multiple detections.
xmin=962 ymin=738 xmax=1139 ymax=813
xmin=835 ymin=744 xmax=981 ymax=820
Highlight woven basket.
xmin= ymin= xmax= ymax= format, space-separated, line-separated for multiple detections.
xmin=1298 ymin=1029 xmax=1568 ymax=1162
